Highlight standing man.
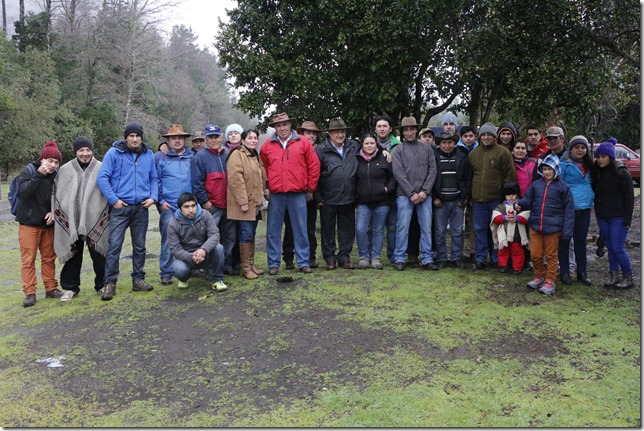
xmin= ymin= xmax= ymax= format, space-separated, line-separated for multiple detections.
xmin=190 ymin=131 xmax=206 ymax=153
xmin=260 ymin=112 xmax=320 ymax=275
xmin=96 ymin=122 xmax=158 ymax=300
xmin=468 ymin=122 xmax=516 ymax=270
xmin=53 ymin=136 xmax=110 ymax=300
xmin=316 ymin=118 xmax=359 ymax=270
xmin=156 ymin=124 xmax=194 ymax=285
xmin=282 ymin=120 xmax=322 ymax=268
xmin=532 ymin=126 xmax=568 ymax=179
xmin=191 ymin=124 xmax=238 ymax=275
xmin=524 ymin=124 xmax=548 ymax=158
xmin=392 ymin=116 xmax=438 ymax=271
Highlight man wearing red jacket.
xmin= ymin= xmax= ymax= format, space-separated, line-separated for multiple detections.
xmin=260 ymin=112 xmax=320 ymax=275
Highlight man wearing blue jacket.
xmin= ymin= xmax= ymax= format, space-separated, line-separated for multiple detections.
xmin=96 ymin=122 xmax=158 ymax=300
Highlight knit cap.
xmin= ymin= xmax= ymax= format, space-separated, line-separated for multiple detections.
xmin=225 ymin=123 xmax=244 ymax=138
xmin=73 ymin=136 xmax=93 ymax=153
xmin=124 ymin=122 xmax=144 ymax=139
xmin=39 ymin=141 xmax=62 ymax=161
xmin=594 ymin=138 xmax=617 ymax=159
xmin=442 ymin=112 xmax=458 ymax=127
xmin=567 ymin=135 xmax=589 ymax=151
xmin=478 ymin=122 xmax=497 ymax=138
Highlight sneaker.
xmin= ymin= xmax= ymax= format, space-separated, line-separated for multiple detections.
xmin=45 ymin=289 xmax=64 ymax=299
xmin=371 ymin=258 xmax=383 ymax=270
xmin=60 ymin=290 xmax=77 ymax=302
xmin=132 ymin=279 xmax=153 ymax=292
xmin=177 ymin=280 xmax=189 ymax=289
xmin=100 ymin=282 xmax=116 ymax=300
xmin=160 ymin=277 xmax=173 ymax=285
xmin=538 ymin=281 xmax=556 ymax=295
xmin=212 ymin=280 xmax=228 ymax=292
xmin=527 ymin=277 xmax=545 ymax=289
xmin=357 ymin=257 xmax=370 ymax=269
xmin=23 ymin=294 xmax=36 ymax=307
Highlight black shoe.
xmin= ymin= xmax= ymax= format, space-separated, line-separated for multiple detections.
xmin=473 ymin=261 xmax=486 ymax=271
xmin=498 ymin=266 xmax=509 ymax=274
xmin=45 ymin=289 xmax=64 ymax=299
xmin=160 ymin=276 xmax=173 ymax=285
xmin=394 ymin=262 xmax=406 ymax=271
xmin=284 ymin=258 xmax=295 ymax=270
xmin=435 ymin=261 xmax=447 ymax=269
xmin=309 ymin=260 xmax=319 ymax=269
xmin=422 ymin=262 xmax=439 ymax=270
xmin=450 ymin=260 xmax=465 ymax=269
xmin=405 ymin=255 xmax=419 ymax=266
xmin=561 ymin=272 xmax=572 ymax=285
xmin=577 ymin=272 xmax=592 ymax=286
xmin=223 ymin=266 xmax=240 ymax=276
xmin=513 ymin=269 xmax=523 ymax=276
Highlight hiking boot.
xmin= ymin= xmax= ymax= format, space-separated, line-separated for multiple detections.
xmin=299 ymin=266 xmax=312 ymax=274
xmin=422 ymin=262 xmax=439 ymax=270
xmin=527 ymin=277 xmax=545 ymax=289
xmin=357 ymin=257 xmax=370 ymax=269
xmin=268 ymin=267 xmax=279 ymax=275
xmin=284 ymin=258 xmax=295 ymax=270
xmin=371 ymin=258 xmax=383 ymax=270
xmin=538 ymin=281 xmax=556 ymax=295
xmin=340 ymin=261 xmax=355 ymax=269
xmin=60 ymin=290 xmax=77 ymax=302
xmin=45 ymin=289 xmax=64 ymax=299
xmin=212 ymin=280 xmax=228 ymax=292
xmin=132 ymin=279 xmax=153 ymax=292
xmin=560 ymin=272 xmax=572 ymax=285
xmin=473 ymin=261 xmax=486 ymax=271
xmin=160 ymin=277 xmax=173 ymax=285
xmin=100 ymin=282 xmax=116 ymax=300
xmin=577 ymin=272 xmax=592 ymax=286
xmin=450 ymin=260 xmax=465 ymax=269
xmin=394 ymin=262 xmax=406 ymax=271
xmin=309 ymin=259 xmax=319 ymax=269
xmin=177 ymin=280 xmax=189 ymax=289
xmin=23 ymin=294 xmax=36 ymax=307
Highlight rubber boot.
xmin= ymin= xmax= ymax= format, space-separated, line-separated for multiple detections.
xmin=240 ymin=243 xmax=258 ymax=280
xmin=250 ymin=242 xmax=264 ymax=275
xmin=614 ymin=272 xmax=633 ymax=289
xmin=577 ymin=272 xmax=592 ymax=286
xmin=604 ymin=270 xmax=621 ymax=288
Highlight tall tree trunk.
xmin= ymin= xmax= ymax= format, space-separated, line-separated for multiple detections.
xmin=1 ymin=0 xmax=6 ymax=34
xmin=19 ymin=0 xmax=24 ymax=21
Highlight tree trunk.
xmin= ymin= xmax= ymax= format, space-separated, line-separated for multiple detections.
xmin=1 ymin=0 xmax=6 ymax=34
xmin=19 ymin=0 xmax=24 ymax=21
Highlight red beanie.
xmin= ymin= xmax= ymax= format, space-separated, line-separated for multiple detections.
xmin=39 ymin=141 xmax=62 ymax=161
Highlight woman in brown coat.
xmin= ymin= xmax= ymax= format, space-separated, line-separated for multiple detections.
xmin=226 ymin=129 xmax=268 ymax=279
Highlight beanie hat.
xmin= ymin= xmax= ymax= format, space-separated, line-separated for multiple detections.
xmin=39 ymin=141 xmax=62 ymax=161
xmin=567 ymin=135 xmax=589 ymax=151
xmin=442 ymin=112 xmax=459 ymax=127
xmin=73 ymin=136 xmax=93 ymax=153
xmin=478 ymin=122 xmax=497 ymax=138
xmin=124 ymin=122 xmax=144 ymax=139
xmin=225 ymin=124 xmax=244 ymax=139
xmin=503 ymin=182 xmax=521 ymax=198
xmin=594 ymin=138 xmax=617 ymax=159
xmin=177 ymin=192 xmax=197 ymax=209
xmin=497 ymin=122 xmax=517 ymax=140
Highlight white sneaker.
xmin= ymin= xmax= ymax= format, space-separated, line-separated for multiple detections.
xmin=60 ymin=290 xmax=76 ymax=302
xmin=177 ymin=281 xmax=189 ymax=289
xmin=212 ymin=280 xmax=228 ymax=292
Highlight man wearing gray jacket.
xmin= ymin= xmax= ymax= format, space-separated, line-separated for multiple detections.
xmin=167 ymin=192 xmax=227 ymax=291
xmin=392 ymin=117 xmax=438 ymax=270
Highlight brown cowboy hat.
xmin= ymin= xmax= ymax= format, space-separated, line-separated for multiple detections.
xmin=162 ymin=124 xmax=191 ymax=138
xmin=327 ymin=117 xmax=350 ymax=131
xmin=268 ymin=112 xmax=297 ymax=126
xmin=397 ymin=116 xmax=422 ymax=129
xmin=296 ymin=121 xmax=321 ymax=133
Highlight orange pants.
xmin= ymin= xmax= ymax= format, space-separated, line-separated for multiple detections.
xmin=19 ymin=224 xmax=57 ymax=295
xmin=529 ymin=228 xmax=561 ymax=283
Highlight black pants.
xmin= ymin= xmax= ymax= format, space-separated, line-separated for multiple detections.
xmin=60 ymin=239 xmax=106 ymax=293
xmin=319 ymin=203 xmax=355 ymax=264
xmin=407 ymin=209 xmax=436 ymax=257
xmin=283 ymin=199 xmax=318 ymax=262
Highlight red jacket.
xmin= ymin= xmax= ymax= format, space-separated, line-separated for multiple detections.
xmin=260 ymin=132 xmax=320 ymax=193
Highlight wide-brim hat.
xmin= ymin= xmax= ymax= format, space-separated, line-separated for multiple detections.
xmin=437 ymin=131 xmax=459 ymax=143
xmin=162 ymin=124 xmax=191 ymax=138
xmin=397 ymin=116 xmax=422 ymax=129
xmin=327 ymin=117 xmax=350 ymax=131
xmin=297 ymin=121 xmax=321 ymax=133
xmin=268 ymin=112 xmax=297 ymax=126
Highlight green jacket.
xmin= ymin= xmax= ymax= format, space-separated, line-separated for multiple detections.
xmin=468 ymin=143 xmax=516 ymax=202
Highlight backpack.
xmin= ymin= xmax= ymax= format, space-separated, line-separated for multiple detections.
xmin=9 ymin=163 xmax=36 ymax=216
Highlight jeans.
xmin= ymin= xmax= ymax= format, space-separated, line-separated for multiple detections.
xmin=433 ymin=200 xmax=464 ymax=263
xmin=238 ymin=219 xmax=258 ymax=243
xmin=282 ymin=199 xmax=318 ymax=262
xmin=104 ymin=204 xmax=149 ymax=283
xmin=472 ymin=200 xmax=500 ymax=264
xmin=60 ymin=238 xmax=106 ymax=293
xmin=559 ymin=208 xmax=591 ymax=274
xmin=158 ymin=208 xmax=174 ymax=278
xmin=597 ymin=217 xmax=632 ymax=273
xmin=172 ymin=243 xmax=224 ymax=282
xmin=356 ymin=203 xmax=389 ymax=259
xmin=394 ymin=195 xmax=433 ymax=264
xmin=320 ymin=203 xmax=356 ymax=264
xmin=266 ymin=192 xmax=309 ymax=268
xmin=209 ymin=207 xmax=237 ymax=267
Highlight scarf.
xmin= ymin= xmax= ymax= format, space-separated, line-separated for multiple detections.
xmin=360 ymin=148 xmax=377 ymax=162
xmin=490 ymin=202 xmax=531 ymax=250
xmin=53 ymin=157 xmax=110 ymax=263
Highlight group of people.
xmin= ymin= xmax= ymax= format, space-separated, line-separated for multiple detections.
xmin=14 ymin=111 xmax=635 ymax=307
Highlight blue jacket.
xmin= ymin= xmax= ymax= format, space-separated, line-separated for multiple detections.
xmin=559 ymin=153 xmax=594 ymax=210
xmin=156 ymin=148 xmax=194 ymax=210
xmin=97 ymin=140 xmax=159 ymax=206
xmin=191 ymin=147 xmax=228 ymax=208
xmin=517 ymin=154 xmax=574 ymax=240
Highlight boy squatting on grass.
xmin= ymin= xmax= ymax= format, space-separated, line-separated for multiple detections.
xmin=515 ymin=154 xmax=574 ymax=295
xmin=490 ymin=182 xmax=530 ymax=276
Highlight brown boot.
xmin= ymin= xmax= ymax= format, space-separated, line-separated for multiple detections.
xmin=250 ymin=241 xmax=264 ymax=275
xmin=240 ymin=243 xmax=258 ymax=280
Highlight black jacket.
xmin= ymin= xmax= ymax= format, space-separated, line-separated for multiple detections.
xmin=16 ymin=161 xmax=57 ymax=227
xmin=354 ymin=149 xmax=396 ymax=205
xmin=592 ymin=162 xmax=634 ymax=226
xmin=315 ymin=138 xmax=359 ymax=205
xmin=432 ymin=148 xmax=472 ymax=203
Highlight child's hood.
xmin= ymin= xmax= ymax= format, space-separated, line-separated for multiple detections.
xmin=538 ymin=153 xmax=561 ymax=179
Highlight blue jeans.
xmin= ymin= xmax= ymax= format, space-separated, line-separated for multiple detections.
xmin=433 ymin=200 xmax=464 ymax=263
xmin=559 ymin=208 xmax=591 ymax=274
xmin=172 ymin=244 xmax=224 ymax=282
xmin=104 ymin=204 xmax=149 ymax=283
xmin=209 ymin=207 xmax=237 ymax=267
xmin=356 ymin=203 xmax=389 ymax=259
xmin=597 ymin=217 xmax=632 ymax=273
xmin=394 ymin=196 xmax=433 ymax=264
xmin=238 ymin=219 xmax=258 ymax=243
xmin=472 ymin=201 xmax=499 ymax=264
xmin=159 ymin=208 xmax=174 ymax=278
xmin=266 ymin=192 xmax=309 ymax=268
